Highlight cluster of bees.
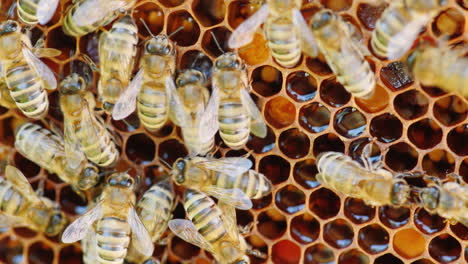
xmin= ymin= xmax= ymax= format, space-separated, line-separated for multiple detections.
xmin=0 ymin=0 xmax=466 ymax=263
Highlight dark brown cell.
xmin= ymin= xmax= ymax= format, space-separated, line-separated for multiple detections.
xmin=179 ymin=50 xmax=213 ymax=79
xmin=12 ymin=227 xmax=36 ymax=239
xmin=333 ymin=107 xmax=367 ymax=138
xmin=286 ymin=71 xmax=318 ymax=102
xmin=429 ymin=234 xmax=462 ymax=263
xmin=265 ymin=96 xmax=296 ymax=129
xmin=338 ymin=249 xmax=369 ymax=264
xmin=290 ymin=214 xmax=320 ymax=244
xmin=320 ymin=79 xmax=351 ymax=107
xmin=0 ymin=237 xmax=23 ymax=264
xmin=422 ymin=150 xmax=455 ymax=178
xmin=227 ymin=0 xmax=260 ymax=29
xmin=258 ymin=209 xmax=287 ymax=239
xmin=304 ymin=243 xmax=335 ymax=264
xmin=58 ymin=245 xmax=83 ymax=264
xmin=312 ymin=133 xmax=345 ymax=157
xmin=158 ymin=139 xmax=188 ymax=168
xmin=370 ymin=114 xmax=403 ymax=143
xmin=13 ymin=152 xmax=40 ymax=178
xmin=356 ymin=2 xmax=388 ymax=30
xmin=306 ymin=57 xmax=333 ymax=76
xmin=450 ymin=223 xmax=468 ymax=240
xmin=380 ymin=62 xmax=413 ymax=91
xmin=272 ymin=240 xmax=301 ymax=264
xmin=411 ymin=259 xmax=435 ymax=264
xmin=408 ymin=118 xmax=443 ymax=149
xmin=59 ymin=185 xmax=88 ymax=215
xmin=299 ymin=102 xmax=330 ymax=134
xmin=201 ymin=27 xmax=231 ymax=57
xmin=344 ymin=198 xmax=376 ymax=225
xmin=252 ymin=193 xmax=272 ymax=210
xmin=379 ymin=206 xmax=410 ymax=229
xmin=323 ymin=218 xmax=354 ymax=249
xmin=111 ymin=113 xmax=141 ymax=133
xmin=246 ymin=126 xmax=276 ymax=154
xmin=251 ymin=66 xmax=283 ymax=97
xmin=275 ymin=185 xmax=305 ymax=214
xmin=28 ymin=242 xmax=54 ymax=264
xmin=309 ymin=188 xmax=341 ymax=220
xmin=259 ymin=155 xmax=290 ymax=184
xmin=433 ymin=95 xmax=467 ymax=126
xmin=414 ymin=208 xmax=447 ymax=235
xmin=192 ymin=0 xmax=225 ymax=27
xmin=394 ymin=90 xmax=429 ymax=120
xmin=125 ymin=133 xmax=156 ymax=165
xmin=385 ymin=142 xmax=418 ymax=171
xmin=348 ymin=138 xmax=382 ymax=167
xmin=170 ymin=236 xmax=200 ymax=260
xmin=279 ymin=128 xmax=310 ymax=159
xmin=134 ymin=2 xmax=164 ymax=37
xmin=447 ymin=124 xmax=468 ymax=156
xmin=168 ymin=11 xmax=200 ymax=46
xmin=293 ymin=159 xmax=320 ymax=190
xmin=431 ymin=8 xmax=465 ymax=39
xmin=47 ymin=27 xmax=76 ymax=61
xmin=358 ymin=224 xmax=389 ymax=254
xmin=374 ymin=253 xmax=404 ymax=264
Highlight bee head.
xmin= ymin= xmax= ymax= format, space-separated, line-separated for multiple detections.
xmin=176 ymin=69 xmax=206 ymax=87
xmin=310 ymin=9 xmax=334 ymax=30
xmin=172 ymin=158 xmax=186 ymax=184
xmin=78 ymin=165 xmax=100 ymax=190
xmin=145 ymin=35 xmax=174 ymax=56
xmin=45 ymin=204 xmax=67 ymax=236
xmin=59 ymin=73 xmax=86 ymax=94
xmin=0 ymin=20 xmax=20 ymax=35
xmin=215 ymin=52 xmax=244 ymax=70
xmin=420 ymin=186 xmax=440 ymax=211
xmin=107 ymin=172 xmax=134 ymax=189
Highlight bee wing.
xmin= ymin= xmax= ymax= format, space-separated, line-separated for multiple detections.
xmin=387 ymin=15 xmax=428 ymax=60
xmin=218 ymin=202 xmax=238 ymax=239
xmin=166 ymin=76 xmax=190 ymax=126
xmin=61 ymin=201 xmax=103 ymax=243
xmin=198 ymin=84 xmax=219 ymax=143
xmin=37 ymin=0 xmax=60 ymax=25
xmin=292 ymin=9 xmax=318 ymax=57
xmin=240 ymin=88 xmax=267 ymax=138
xmin=82 ymin=230 xmax=98 ymax=261
xmin=5 ymin=165 xmax=41 ymax=204
xmin=0 ymin=213 xmax=27 ymax=229
xmin=73 ymin=0 xmax=127 ymax=27
xmin=22 ymin=46 xmax=57 ymax=90
xmin=228 ymin=4 xmax=270 ymax=48
xmin=63 ymin=119 xmax=86 ymax=170
xmin=204 ymin=186 xmax=253 ymax=210
xmin=128 ymin=207 xmax=155 ymax=257
xmin=168 ymin=219 xmax=214 ymax=253
xmin=196 ymin=157 xmax=253 ymax=175
xmin=112 ymin=68 xmax=144 ymax=120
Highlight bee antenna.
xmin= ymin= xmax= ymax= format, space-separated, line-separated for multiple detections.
xmin=168 ymin=26 xmax=184 ymax=38
xmin=238 ymin=43 xmax=254 ymax=53
xmin=80 ymin=54 xmax=100 ymax=73
xmin=7 ymin=2 xmax=17 ymax=19
xmin=158 ymin=158 xmax=173 ymax=170
xmin=191 ymin=52 xmax=204 ymax=68
xmin=139 ymin=18 xmax=155 ymax=37
xmin=210 ymin=31 xmax=225 ymax=54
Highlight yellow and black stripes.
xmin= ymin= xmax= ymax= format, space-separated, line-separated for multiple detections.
xmin=264 ymin=17 xmax=302 ymax=68
xmin=218 ymin=98 xmax=250 ymax=150
xmin=96 ymin=216 xmax=131 ymax=264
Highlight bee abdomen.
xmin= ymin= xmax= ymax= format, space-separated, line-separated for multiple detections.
xmin=183 ymin=129 xmax=214 ymax=155
xmin=219 ymin=100 xmax=250 ymax=149
xmin=0 ymin=179 xmax=25 ymax=216
xmin=63 ymin=3 xmax=116 ymax=37
xmin=215 ymin=170 xmax=272 ymax=199
xmin=17 ymin=0 xmax=39 ymax=25
xmin=96 ymin=217 xmax=130 ymax=264
xmin=265 ymin=21 xmax=301 ymax=68
xmin=75 ymin=122 xmax=119 ymax=167
xmin=137 ymin=82 xmax=168 ymax=131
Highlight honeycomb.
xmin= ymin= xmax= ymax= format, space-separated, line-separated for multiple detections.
xmin=0 ymin=0 xmax=467 ymax=263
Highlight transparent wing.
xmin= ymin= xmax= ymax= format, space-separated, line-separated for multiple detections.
xmin=204 ymin=187 xmax=253 ymax=210
xmin=387 ymin=15 xmax=428 ymax=60
xmin=5 ymin=165 xmax=41 ymax=204
xmin=112 ymin=69 xmax=144 ymax=120
xmin=22 ymin=46 xmax=57 ymax=90
xmin=292 ymin=9 xmax=318 ymax=57
xmin=128 ymin=207 xmax=154 ymax=257
xmin=240 ymin=88 xmax=267 ymax=138
xmin=196 ymin=157 xmax=253 ymax=175
xmin=37 ymin=0 xmax=60 ymax=25
xmin=198 ymin=85 xmax=219 ymax=143
xmin=168 ymin=219 xmax=214 ymax=252
xmin=228 ymin=4 xmax=270 ymax=48
xmin=62 ymin=202 xmax=103 ymax=243
xmin=63 ymin=119 xmax=85 ymax=170
xmin=73 ymin=0 xmax=127 ymax=27
xmin=218 ymin=202 xmax=238 ymax=239
xmin=166 ymin=76 xmax=190 ymax=126
xmin=82 ymin=230 xmax=98 ymax=262
xmin=33 ymin=48 xmax=61 ymax=58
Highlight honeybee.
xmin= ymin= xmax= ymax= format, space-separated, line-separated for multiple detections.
xmin=113 ymin=26 xmax=177 ymax=132
xmin=0 ymin=20 xmax=60 ymax=119
xmin=309 ymin=9 xmax=376 ymax=99
xmin=98 ymin=15 xmax=138 ymax=113
xmin=168 ymin=69 xmax=219 ymax=155
xmin=407 ymin=44 xmax=468 ymax=97
xmin=316 ymin=149 xmax=410 ymax=207
xmin=15 ymin=122 xmax=100 ymax=191
xmin=60 ymin=73 xmax=119 ymax=167
xmin=125 ymin=178 xmax=174 ymax=264
xmin=171 ymin=156 xmax=272 ymax=210
xmin=371 ymin=0 xmax=446 ymax=60
xmin=228 ymin=0 xmax=318 ymax=68
xmin=212 ymin=52 xmax=267 ymax=149
xmin=169 ymin=189 xmax=265 ymax=264
xmin=63 ymin=0 xmax=136 ymax=37
xmin=0 ymin=165 xmax=67 ymax=236
xmin=17 ymin=0 xmax=59 ymax=25
xmin=62 ymin=172 xmax=154 ymax=263
xmin=417 ymin=174 xmax=468 ymax=227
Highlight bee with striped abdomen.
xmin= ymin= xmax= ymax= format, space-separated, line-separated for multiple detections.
xmin=171 ymin=156 xmax=272 ymax=210
xmin=169 ymin=189 xmax=265 ymax=264
xmin=168 ymin=69 xmax=219 ymax=155
xmin=60 ymin=73 xmax=119 ymax=167
xmin=98 ymin=15 xmax=138 ymax=113
xmin=63 ymin=0 xmax=136 ymax=37
xmin=62 ymin=172 xmax=154 ymax=264
xmin=407 ymin=44 xmax=468 ymax=97
xmin=0 ymin=20 xmax=60 ymax=119
xmin=212 ymin=52 xmax=267 ymax=149
xmin=316 ymin=147 xmax=410 ymax=207
xmin=16 ymin=0 xmax=59 ymax=25
xmin=113 ymin=22 xmax=177 ymax=132
xmin=309 ymin=9 xmax=376 ymax=98
xmin=371 ymin=0 xmax=446 ymax=60
xmin=228 ymin=0 xmax=318 ymax=68
xmin=0 ymin=165 xmax=66 ymax=236
xmin=15 ymin=122 xmax=99 ymax=191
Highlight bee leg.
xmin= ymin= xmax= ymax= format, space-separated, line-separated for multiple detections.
xmin=445 ymin=173 xmax=462 ymax=184
xmin=156 ymin=236 xmax=169 ymax=246
xmin=246 ymin=248 xmax=267 ymax=259
xmin=238 ymin=221 xmax=255 ymax=235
